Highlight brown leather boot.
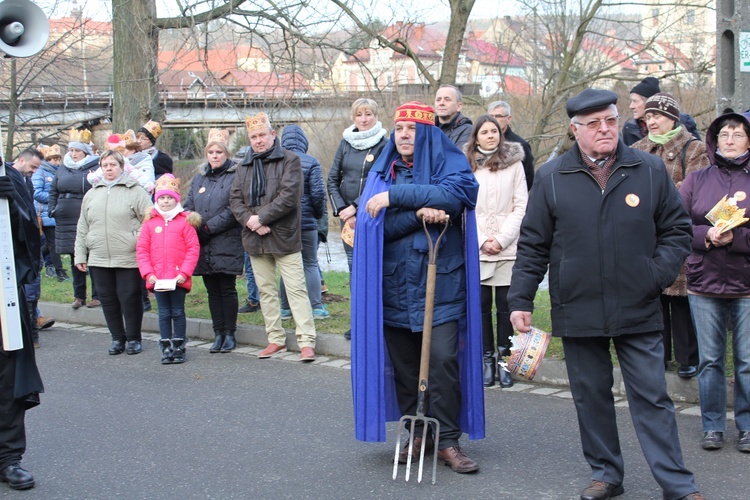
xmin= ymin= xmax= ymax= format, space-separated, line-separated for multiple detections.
xmin=397 ymin=436 xmax=434 ymax=464
xmin=437 ymin=446 xmax=479 ymax=473
xmin=580 ymin=480 xmax=624 ymax=500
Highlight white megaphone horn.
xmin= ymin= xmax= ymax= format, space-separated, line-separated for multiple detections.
xmin=0 ymin=0 xmax=50 ymax=58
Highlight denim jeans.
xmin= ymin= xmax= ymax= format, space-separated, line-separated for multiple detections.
xmin=243 ymin=251 xmax=259 ymax=304
xmin=688 ymin=294 xmax=750 ymax=432
xmin=280 ymin=229 xmax=323 ymax=310
xmin=154 ymin=288 xmax=188 ymax=340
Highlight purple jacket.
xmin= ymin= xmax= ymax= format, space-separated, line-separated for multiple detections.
xmin=680 ymin=112 xmax=750 ymax=296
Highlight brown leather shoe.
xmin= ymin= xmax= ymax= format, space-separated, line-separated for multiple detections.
xmin=300 ymin=346 xmax=316 ymax=362
xmin=437 ymin=446 xmax=479 ymax=473
xmin=258 ymin=343 xmax=286 ymax=358
xmin=71 ymin=298 xmax=85 ymax=309
xmin=580 ymin=480 xmax=624 ymax=500
xmin=86 ymin=299 xmax=101 ymax=308
xmin=37 ymin=317 xmax=55 ymax=330
xmin=677 ymin=493 xmax=706 ymax=500
xmin=398 ymin=436 xmax=434 ymax=464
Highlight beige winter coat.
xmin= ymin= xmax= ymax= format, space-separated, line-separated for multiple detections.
xmin=74 ymin=174 xmax=153 ymax=268
xmin=473 ymin=141 xmax=528 ymax=262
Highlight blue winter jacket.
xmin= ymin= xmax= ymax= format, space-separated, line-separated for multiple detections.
xmin=281 ymin=125 xmax=326 ymax=231
xmin=32 ymin=160 xmax=58 ymax=227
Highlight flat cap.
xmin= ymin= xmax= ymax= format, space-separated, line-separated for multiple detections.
xmin=566 ymin=89 xmax=618 ymax=118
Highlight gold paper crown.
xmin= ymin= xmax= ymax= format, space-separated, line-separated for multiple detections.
xmin=44 ymin=144 xmax=62 ymax=159
xmin=140 ymin=120 xmax=162 ymax=140
xmin=69 ymin=128 xmax=92 ymax=143
xmin=207 ymin=128 xmax=230 ymax=147
xmin=154 ymin=174 xmax=181 ymax=194
xmin=245 ymin=112 xmax=270 ymax=132
xmin=120 ymin=129 xmax=137 ymax=145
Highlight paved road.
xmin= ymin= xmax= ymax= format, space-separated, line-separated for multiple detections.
xmin=9 ymin=325 xmax=748 ymax=499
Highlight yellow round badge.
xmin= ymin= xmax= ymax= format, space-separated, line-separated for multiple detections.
xmin=625 ymin=194 xmax=640 ymax=207
xmin=735 ymin=191 xmax=747 ymax=201
xmin=155 ymin=226 xmax=163 ymax=233
xmin=199 ymin=187 xmax=206 ymax=194
xmin=366 ymin=154 xmax=374 ymax=162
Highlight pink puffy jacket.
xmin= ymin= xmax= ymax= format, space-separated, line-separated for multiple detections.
xmin=136 ymin=209 xmax=201 ymax=291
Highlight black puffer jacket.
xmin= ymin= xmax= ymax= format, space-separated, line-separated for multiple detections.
xmin=436 ymin=111 xmax=473 ymax=149
xmin=48 ymin=156 xmax=100 ymax=255
xmin=281 ymin=125 xmax=326 ymax=231
xmin=183 ymin=160 xmax=243 ymax=276
xmin=327 ymin=134 xmax=387 ymax=216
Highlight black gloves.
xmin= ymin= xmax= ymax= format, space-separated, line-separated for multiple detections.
xmin=197 ymin=224 xmax=211 ymax=243
xmin=0 ymin=176 xmax=15 ymax=202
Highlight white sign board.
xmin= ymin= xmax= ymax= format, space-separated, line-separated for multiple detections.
xmin=741 ymin=31 xmax=750 ymax=73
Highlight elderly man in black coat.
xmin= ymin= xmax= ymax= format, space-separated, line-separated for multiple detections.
xmin=0 ymin=159 xmax=45 ymax=490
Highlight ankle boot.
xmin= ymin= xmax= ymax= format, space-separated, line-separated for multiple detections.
xmin=56 ymin=269 xmax=71 ymax=282
xmin=483 ymin=351 xmax=496 ymax=387
xmin=159 ymin=339 xmax=173 ymax=365
xmin=220 ymin=330 xmax=236 ymax=352
xmin=210 ymin=331 xmax=224 ymax=353
xmin=171 ymin=338 xmax=186 ymax=364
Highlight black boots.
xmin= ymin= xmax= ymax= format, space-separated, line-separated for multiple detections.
xmin=210 ymin=330 xmax=225 ymax=353
xmin=483 ymin=351 xmax=496 ymax=387
xmin=159 ymin=339 xmax=173 ymax=364
xmin=160 ymin=338 xmax=185 ymax=364
xmin=220 ymin=330 xmax=236 ymax=352
xmin=172 ymin=338 xmax=186 ymax=364
xmin=56 ymin=269 xmax=71 ymax=282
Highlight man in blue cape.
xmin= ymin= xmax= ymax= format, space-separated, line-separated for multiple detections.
xmin=351 ymin=101 xmax=485 ymax=473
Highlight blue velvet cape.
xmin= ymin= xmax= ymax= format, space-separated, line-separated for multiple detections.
xmin=350 ymin=123 xmax=485 ymax=442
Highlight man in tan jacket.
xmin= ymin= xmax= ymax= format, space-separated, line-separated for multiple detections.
xmin=229 ymin=112 xmax=316 ymax=361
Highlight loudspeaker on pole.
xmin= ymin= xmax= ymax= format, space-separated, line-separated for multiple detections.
xmin=0 ymin=0 xmax=50 ymax=58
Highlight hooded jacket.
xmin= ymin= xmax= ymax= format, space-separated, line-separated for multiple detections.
xmin=508 ymin=141 xmax=693 ymax=338
xmin=436 ymin=111 xmax=473 ymax=149
xmin=74 ymin=174 xmax=153 ymax=268
xmin=230 ymin=138 xmax=304 ymax=256
xmin=137 ymin=208 xmax=202 ymax=291
xmin=31 ymin=160 xmax=58 ymax=227
xmin=48 ymin=155 xmax=100 ymax=254
xmin=680 ymin=112 xmax=750 ymax=296
xmin=473 ymin=141 xmax=528 ymax=263
xmin=183 ymin=160 xmax=244 ymax=275
xmin=281 ymin=125 xmax=326 ymax=231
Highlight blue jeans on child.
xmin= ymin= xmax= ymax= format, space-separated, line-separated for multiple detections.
xmin=155 ymin=288 xmax=188 ymax=340
xmin=688 ymin=294 xmax=750 ymax=433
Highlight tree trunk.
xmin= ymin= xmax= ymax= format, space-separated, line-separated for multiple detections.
xmin=439 ymin=0 xmax=475 ymax=87
xmin=112 ymin=0 xmax=161 ymax=132
xmin=5 ymin=59 xmax=17 ymax=161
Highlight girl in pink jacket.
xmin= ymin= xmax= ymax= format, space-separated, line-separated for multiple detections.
xmin=137 ymin=174 xmax=201 ymax=364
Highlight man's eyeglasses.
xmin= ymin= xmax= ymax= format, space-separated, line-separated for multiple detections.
xmin=573 ymin=116 xmax=619 ymax=130
xmin=492 ymin=114 xmax=509 ymax=119
xmin=718 ymin=132 xmax=748 ymax=142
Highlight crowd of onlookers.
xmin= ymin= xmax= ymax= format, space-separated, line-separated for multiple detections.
xmin=13 ymin=77 xmax=749 ymax=455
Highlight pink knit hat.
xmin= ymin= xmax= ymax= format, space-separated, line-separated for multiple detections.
xmin=154 ymin=174 xmax=181 ymax=202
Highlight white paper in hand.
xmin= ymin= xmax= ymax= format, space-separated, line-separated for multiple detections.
xmin=154 ymin=278 xmax=178 ymax=292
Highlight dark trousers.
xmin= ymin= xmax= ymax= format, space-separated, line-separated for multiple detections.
xmin=154 ymin=288 xmax=188 ymax=340
xmin=481 ymin=285 xmax=513 ymax=355
xmin=0 ymin=354 xmax=26 ymax=469
xmin=42 ymin=226 xmax=63 ymax=271
xmin=562 ymin=332 xmax=697 ymax=499
xmin=67 ymin=254 xmax=98 ymax=301
xmin=661 ymin=295 xmax=699 ymax=366
xmin=383 ymin=321 xmax=462 ymax=448
xmin=202 ymin=273 xmax=238 ymax=332
xmin=89 ymin=267 xmax=143 ymax=342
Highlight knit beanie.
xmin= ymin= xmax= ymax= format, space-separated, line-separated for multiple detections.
xmin=644 ymin=92 xmax=680 ymax=122
xmin=154 ymin=173 xmax=181 ymax=202
xmin=630 ymin=77 xmax=661 ymax=98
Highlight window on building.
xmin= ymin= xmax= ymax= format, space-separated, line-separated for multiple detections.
xmin=686 ymin=9 xmax=696 ymax=25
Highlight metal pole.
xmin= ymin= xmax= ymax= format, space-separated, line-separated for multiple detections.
xmin=716 ymin=0 xmax=750 ymax=113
